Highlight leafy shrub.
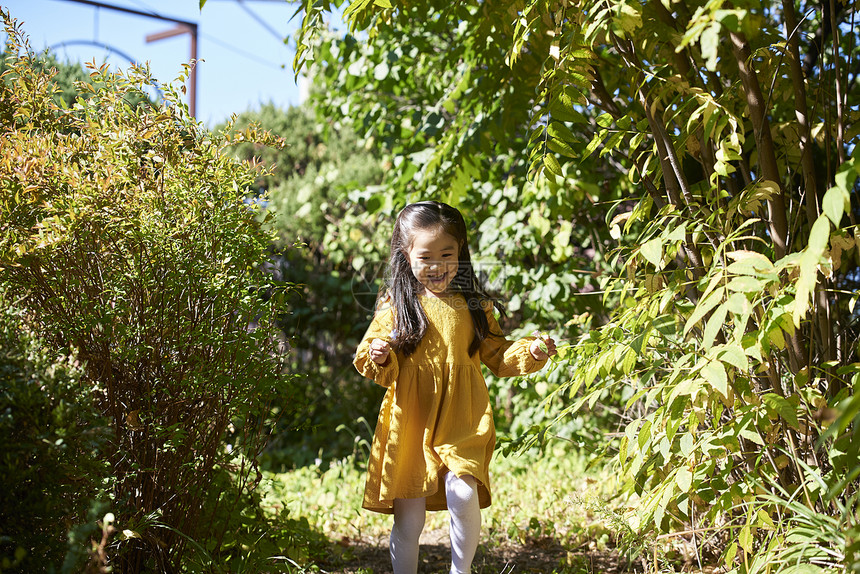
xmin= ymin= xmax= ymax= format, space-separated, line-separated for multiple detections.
xmin=222 ymin=103 xmax=388 ymax=469
xmin=0 ymin=11 xmax=299 ymax=571
xmin=0 ymin=298 xmax=111 ymax=572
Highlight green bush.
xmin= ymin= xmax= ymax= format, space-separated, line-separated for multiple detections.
xmin=0 ymin=11 xmax=300 ymax=572
xmin=222 ymin=103 xmax=388 ymax=469
xmin=0 ymin=299 xmax=111 ymax=572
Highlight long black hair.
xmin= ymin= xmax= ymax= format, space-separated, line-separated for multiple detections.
xmin=379 ymin=201 xmax=501 ymax=357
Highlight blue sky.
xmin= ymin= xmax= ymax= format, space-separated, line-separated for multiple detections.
xmin=2 ymin=0 xmax=317 ymax=126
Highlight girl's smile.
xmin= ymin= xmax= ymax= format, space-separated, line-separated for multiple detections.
xmin=406 ymin=227 xmax=461 ymax=296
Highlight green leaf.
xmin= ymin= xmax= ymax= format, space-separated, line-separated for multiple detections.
xmin=782 ymin=566 xmax=825 ymax=574
xmin=700 ymin=23 xmax=720 ymax=71
xmin=617 ymin=2 xmax=643 ymax=34
xmin=619 ymin=434 xmax=629 ymax=462
xmin=662 ymin=222 xmax=686 ymax=243
xmin=625 ymin=388 xmax=648 ymax=410
xmin=529 ymin=211 xmax=552 ymax=236
xmin=822 ymin=185 xmax=850 ymax=226
xmin=702 ymin=302 xmax=728 ymax=350
xmin=547 ymin=136 xmax=577 ymax=158
xmin=640 ymin=237 xmax=663 ymax=267
xmin=716 ymin=344 xmax=749 ymax=371
xmin=726 ymin=250 xmax=776 ymax=278
xmin=727 ymin=276 xmax=766 ymax=292
xmin=699 ymin=270 xmax=725 ymax=303
xmin=739 ymin=524 xmax=753 ymax=553
xmin=725 ymin=292 xmax=751 ymax=315
xmin=762 ymin=393 xmax=799 ymax=429
xmin=793 ymin=215 xmax=831 ymax=326
xmin=654 ymin=481 xmax=675 ymax=527
xmin=544 ymin=153 xmax=562 ymax=176
xmin=548 ymin=120 xmax=577 ymax=143
xmin=550 ymin=87 xmax=587 ymax=122
xmin=701 ymin=360 xmax=728 ymax=399
xmin=638 ymin=419 xmax=652 ymax=450
xmin=768 ymin=324 xmax=787 ymax=350
xmin=715 ymin=9 xmax=747 ymax=31
xmin=582 ymin=130 xmax=607 ymax=159
xmin=667 ymin=378 xmax=700 ymax=406
xmin=724 ymin=541 xmax=738 ymax=567
xmin=819 ymin=393 xmax=860 ymax=445
xmin=739 ymin=427 xmax=765 ymax=445
xmin=684 ymin=287 xmax=724 ymax=337
xmin=374 ymin=0 xmax=393 ymax=6
xmin=596 ymin=113 xmax=614 ymax=128
xmin=343 ymin=0 xmax=375 ymax=27
xmin=808 ymin=212 xmax=831 ymax=252
xmin=679 ymin=432 xmax=694 ymax=457
xmin=835 ymin=154 xmax=860 ymax=188
xmin=600 ymin=130 xmax=625 ymax=157
xmin=622 ymin=347 xmax=637 ymax=375
xmin=675 ymin=467 xmax=693 ymax=492
xmin=199 ymin=0 xmax=207 ymax=9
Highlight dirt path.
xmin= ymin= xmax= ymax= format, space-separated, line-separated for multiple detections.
xmin=320 ymin=528 xmax=635 ymax=573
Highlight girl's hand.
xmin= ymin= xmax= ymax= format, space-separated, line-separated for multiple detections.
xmin=529 ymin=331 xmax=557 ymax=361
xmin=369 ymin=338 xmax=391 ymax=365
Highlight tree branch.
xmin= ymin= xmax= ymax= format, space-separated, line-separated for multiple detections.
xmin=729 ymin=31 xmax=790 ymax=260
xmin=782 ymin=0 xmax=833 ymax=364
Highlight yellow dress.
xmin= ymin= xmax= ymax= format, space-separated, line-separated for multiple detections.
xmin=353 ymin=293 xmax=546 ymax=514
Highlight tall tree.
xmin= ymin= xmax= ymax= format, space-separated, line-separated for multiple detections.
xmin=294 ymin=0 xmax=860 ymax=566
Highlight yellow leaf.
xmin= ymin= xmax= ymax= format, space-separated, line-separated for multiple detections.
xmin=126 ymin=410 xmax=143 ymax=430
xmin=829 ymin=233 xmax=855 ymax=272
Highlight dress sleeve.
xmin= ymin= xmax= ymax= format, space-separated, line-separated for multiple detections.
xmin=479 ymin=304 xmax=547 ymax=378
xmin=354 ymin=304 xmax=399 ymax=388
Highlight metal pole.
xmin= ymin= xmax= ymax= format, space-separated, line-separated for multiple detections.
xmin=62 ymin=0 xmax=196 ymax=27
xmin=189 ymin=28 xmax=197 ymax=118
xmin=61 ymin=0 xmax=199 ymax=116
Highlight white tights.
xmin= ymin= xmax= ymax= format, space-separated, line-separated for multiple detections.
xmin=390 ymin=473 xmax=481 ymax=574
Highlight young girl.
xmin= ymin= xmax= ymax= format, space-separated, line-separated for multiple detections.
xmin=353 ymin=201 xmax=556 ymax=574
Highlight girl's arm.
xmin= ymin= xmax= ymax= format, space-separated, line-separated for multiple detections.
xmin=354 ymin=306 xmax=399 ymax=387
xmin=478 ymin=305 xmax=548 ymax=378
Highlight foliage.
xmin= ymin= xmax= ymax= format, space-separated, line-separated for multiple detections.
xmin=0 ymin=11 xmax=299 ymax=572
xmin=294 ymin=3 xmax=619 ymax=451
xmin=1 ymin=50 xmax=90 ymax=109
xmin=171 ymin=464 xmax=329 ymax=573
xmin=221 ymin=103 xmax=388 ymax=468
xmin=1 ymin=40 xmax=150 ymax=111
xmin=262 ymin=443 xmax=621 ymax=570
xmin=294 ymin=0 xmax=860 ymax=568
xmin=0 ymin=297 xmax=111 ymax=573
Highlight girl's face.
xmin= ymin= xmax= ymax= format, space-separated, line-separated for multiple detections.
xmin=406 ymin=226 xmax=461 ymax=296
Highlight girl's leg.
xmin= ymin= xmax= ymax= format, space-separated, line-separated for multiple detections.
xmin=445 ymin=472 xmax=481 ymax=574
xmin=390 ymin=497 xmax=426 ymax=574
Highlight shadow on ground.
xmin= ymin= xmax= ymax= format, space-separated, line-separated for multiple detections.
xmin=320 ymin=533 xmax=635 ymax=574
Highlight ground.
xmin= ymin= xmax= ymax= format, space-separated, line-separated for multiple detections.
xmin=267 ymin=448 xmax=722 ymax=573
xmin=319 ymin=528 xmax=638 ymax=574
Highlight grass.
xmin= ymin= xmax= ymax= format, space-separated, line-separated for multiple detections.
xmin=250 ymin=428 xmax=857 ymax=573
xmin=258 ymin=440 xmax=632 ymax=571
